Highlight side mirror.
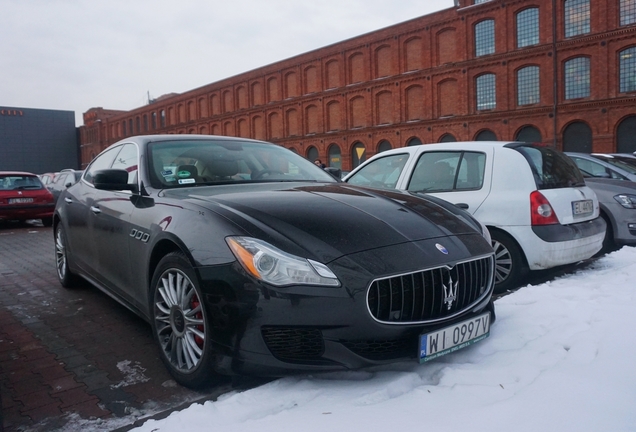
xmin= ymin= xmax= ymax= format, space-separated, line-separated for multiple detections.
xmin=93 ymin=169 xmax=137 ymax=191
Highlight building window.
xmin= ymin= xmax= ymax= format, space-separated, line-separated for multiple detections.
xmin=517 ymin=66 xmax=540 ymax=105
xmin=474 ymin=0 xmax=491 ymax=3
xmin=620 ymin=47 xmax=636 ymax=93
xmin=564 ymin=57 xmax=590 ymax=99
xmin=620 ymin=0 xmax=636 ymax=26
xmin=564 ymin=0 xmax=590 ymax=37
xmin=517 ymin=8 xmax=539 ymax=48
xmin=152 ymin=112 xmax=157 ymax=130
xmin=475 ymin=20 xmax=495 ymax=57
xmin=476 ymin=73 xmax=496 ymax=110
xmin=160 ymin=110 xmax=166 ymax=128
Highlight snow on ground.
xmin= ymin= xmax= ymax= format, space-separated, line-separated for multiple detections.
xmin=131 ymin=247 xmax=636 ymax=432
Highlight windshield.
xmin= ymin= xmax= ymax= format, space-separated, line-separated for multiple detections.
xmin=147 ymin=139 xmax=337 ymax=188
xmin=513 ymin=145 xmax=585 ymax=189
xmin=0 ymin=175 xmax=45 ymax=190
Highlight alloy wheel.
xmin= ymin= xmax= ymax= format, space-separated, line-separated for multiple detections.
xmin=154 ymin=269 xmax=206 ymax=373
xmin=492 ymin=239 xmax=513 ymax=284
xmin=55 ymin=227 xmax=67 ymax=281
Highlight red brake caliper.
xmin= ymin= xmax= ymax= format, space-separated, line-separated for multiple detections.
xmin=191 ymin=295 xmax=204 ymax=348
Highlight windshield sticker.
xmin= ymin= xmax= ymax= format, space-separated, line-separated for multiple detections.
xmin=161 ymin=170 xmax=173 ymax=176
xmin=177 ymin=170 xmax=192 ymax=178
xmin=178 ymin=178 xmax=196 ymax=185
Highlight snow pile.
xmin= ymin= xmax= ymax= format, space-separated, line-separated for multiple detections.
xmin=131 ymin=247 xmax=636 ymax=432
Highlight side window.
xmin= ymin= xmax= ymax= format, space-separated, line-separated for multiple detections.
xmin=407 ymin=151 xmax=485 ymax=192
xmin=456 ymin=152 xmax=486 ymax=190
xmin=570 ymin=157 xmax=622 ymax=179
xmin=84 ymin=146 xmax=121 ymax=185
xmin=111 ymin=144 xmax=139 ymax=184
xmin=346 ymin=153 xmax=409 ymax=189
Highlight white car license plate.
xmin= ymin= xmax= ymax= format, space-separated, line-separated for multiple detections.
xmin=8 ymin=198 xmax=34 ymax=204
xmin=572 ymin=199 xmax=593 ymax=216
xmin=419 ymin=312 xmax=490 ymax=363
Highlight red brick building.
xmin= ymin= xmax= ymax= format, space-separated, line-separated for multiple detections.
xmin=79 ymin=0 xmax=636 ymax=169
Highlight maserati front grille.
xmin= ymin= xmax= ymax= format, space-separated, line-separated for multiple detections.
xmin=367 ymin=255 xmax=494 ymax=324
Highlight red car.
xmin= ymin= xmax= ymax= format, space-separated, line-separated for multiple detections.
xmin=0 ymin=171 xmax=55 ymax=226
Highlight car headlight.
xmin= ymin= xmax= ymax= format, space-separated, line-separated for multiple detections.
xmin=226 ymin=237 xmax=340 ymax=287
xmin=614 ymin=194 xmax=636 ymax=209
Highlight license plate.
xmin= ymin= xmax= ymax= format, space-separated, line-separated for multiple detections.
xmin=572 ymin=199 xmax=593 ymax=216
xmin=419 ymin=312 xmax=490 ymax=363
xmin=8 ymin=198 xmax=33 ymax=204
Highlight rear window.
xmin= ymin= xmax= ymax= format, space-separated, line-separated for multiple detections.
xmin=512 ymin=145 xmax=585 ymax=189
xmin=0 ymin=175 xmax=44 ymax=190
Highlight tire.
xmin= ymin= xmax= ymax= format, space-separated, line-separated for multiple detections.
xmin=54 ymin=224 xmax=80 ymax=288
xmin=491 ymin=230 xmax=527 ymax=294
xmin=596 ymin=213 xmax=617 ymax=257
xmin=150 ymin=251 xmax=218 ymax=388
xmin=41 ymin=217 xmax=53 ymax=227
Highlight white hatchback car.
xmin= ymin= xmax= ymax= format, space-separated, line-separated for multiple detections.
xmin=344 ymin=141 xmax=606 ymax=292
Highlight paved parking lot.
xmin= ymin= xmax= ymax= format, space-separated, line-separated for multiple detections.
xmin=0 ymin=220 xmax=594 ymax=432
xmin=0 ymin=222 xmax=240 ymax=431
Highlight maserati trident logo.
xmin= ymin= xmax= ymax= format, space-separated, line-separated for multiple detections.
xmin=435 ymin=243 xmax=449 ymax=254
xmin=443 ymin=270 xmax=458 ymax=310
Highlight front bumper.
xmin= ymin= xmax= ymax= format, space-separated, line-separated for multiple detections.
xmin=603 ymin=203 xmax=636 ymax=246
xmin=197 ymin=237 xmax=496 ymax=377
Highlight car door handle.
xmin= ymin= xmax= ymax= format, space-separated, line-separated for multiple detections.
xmin=455 ymin=203 xmax=469 ymax=210
xmin=64 ymin=197 xmax=73 ymax=204
xmin=90 ymin=206 xmax=102 ymax=214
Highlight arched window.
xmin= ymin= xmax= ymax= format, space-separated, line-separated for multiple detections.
xmin=563 ymin=121 xmax=592 ymax=152
xmin=515 ymin=126 xmax=542 ymax=143
xmin=564 ymin=57 xmax=590 ymax=99
xmin=475 ymin=129 xmax=497 ymax=141
xmin=617 ymin=116 xmax=636 ymax=153
xmin=306 ymin=146 xmax=319 ymax=162
xmin=476 ymin=74 xmax=496 ymax=110
xmin=564 ymin=0 xmax=590 ymax=37
xmin=620 ymin=0 xmax=636 ymax=26
xmin=407 ymin=137 xmax=422 ymax=146
xmin=377 ymin=140 xmax=392 ymax=153
xmin=328 ymin=144 xmax=342 ymax=169
xmin=475 ymin=20 xmax=495 ymax=57
xmin=619 ymin=47 xmax=636 ymax=93
xmin=517 ymin=66 xmax=540 ymax=105
xmin=439 ymin=134 xmax=457 ymax=142
xmin=516 ymin=8 xmax=539 ymax=48
xmin=351 ymin=142 xmax=366 ymax=169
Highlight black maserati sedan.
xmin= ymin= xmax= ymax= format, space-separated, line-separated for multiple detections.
xmin=53 ymin=135 xmax=496 ymax=389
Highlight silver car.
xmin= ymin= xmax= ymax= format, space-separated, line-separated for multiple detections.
xmin=583 ymin=176 xmax=636 ymax=253
xmin=566 ymin=152 xmax=636 ymax=182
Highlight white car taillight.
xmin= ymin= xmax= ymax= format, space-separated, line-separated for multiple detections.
xmin=530 ymin=191 xmax=559 ymax=225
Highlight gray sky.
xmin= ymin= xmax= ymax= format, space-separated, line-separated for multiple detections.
xmin=1 ymin=1 xmax=451 ymax=126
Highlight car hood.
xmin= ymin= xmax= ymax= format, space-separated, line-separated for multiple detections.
xmin=584 ymin=178 xmax=636 ymax=200
xmin=163 ymin=182 xmax=484 ymax=263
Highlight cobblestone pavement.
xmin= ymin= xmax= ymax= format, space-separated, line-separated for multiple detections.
xmin=0 ymin=221 xmax=243 ymax=431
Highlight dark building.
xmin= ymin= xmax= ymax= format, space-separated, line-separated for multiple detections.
xmin=79 ymin=0 xmax=636 ymax=169
xmin=0 ymin=106 xmax=78 ymax=173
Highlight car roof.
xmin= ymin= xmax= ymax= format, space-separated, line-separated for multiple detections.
xmin=363 ymin=141 xmax=525 ymax=158
xmin=110 ymin=134 xmax=272 ymax=147
xmin=0 ymin=171 xmax=38 ymax=176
